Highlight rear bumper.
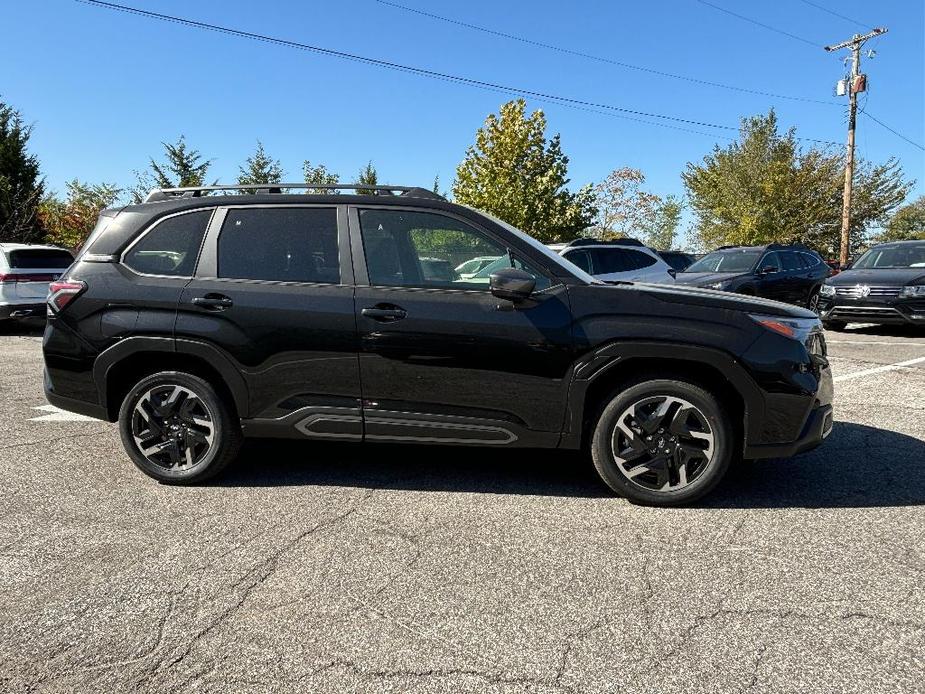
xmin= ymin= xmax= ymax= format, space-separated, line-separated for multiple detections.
xmin=43 ymin=368 xmax=109 ymax=421
xmin=0 ymin=302 xmax=46 ymax=319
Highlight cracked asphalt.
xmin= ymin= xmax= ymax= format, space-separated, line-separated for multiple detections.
xmin=1 ymin=320 xmax=923 ymax=693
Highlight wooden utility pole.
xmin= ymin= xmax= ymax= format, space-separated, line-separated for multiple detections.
xmin=825 ymin=28 xmax=887 ymax=267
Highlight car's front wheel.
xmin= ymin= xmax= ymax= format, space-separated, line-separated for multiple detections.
xmin=118 ymin=371 xmax=241 ymax=484
xmin=822 ymin=320 xmax=847 ymax=331
xmin=591 ymin=379 xmax=733 ymax=506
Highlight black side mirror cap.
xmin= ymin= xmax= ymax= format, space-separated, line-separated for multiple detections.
xmin=489 ymin=267 xmax=536 ymax=302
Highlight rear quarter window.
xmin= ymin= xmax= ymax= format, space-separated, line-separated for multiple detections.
xmin=6 ymin=249 xmax=74 ymax=269
xmin=123 ymin=210 xmax=212 ymax=277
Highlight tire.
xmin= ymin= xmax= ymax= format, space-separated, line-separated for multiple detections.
xmin=590 ymin=379 xmax=734 ymax=506
xmin=118 ymin=371 xmax=242 ymax=484
xmin=823 ymin=320 xmax=847 ymax=331
xmin=807 ymin=288 xmax=821 ymax=314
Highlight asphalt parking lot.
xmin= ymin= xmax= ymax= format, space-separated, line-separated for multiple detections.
xmin=1 ymin=321 xmax=923 ymax=694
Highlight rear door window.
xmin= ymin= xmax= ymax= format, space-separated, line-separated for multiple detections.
xmin=7 ymin=249 xmax=74 ymax=269
xmin=217 ymin=207 xmax=340 ymax=283
xmin=124 ymin=210 xmax=212 ymax=277
xmin=781 ymin=251 xmax=802 ymax=271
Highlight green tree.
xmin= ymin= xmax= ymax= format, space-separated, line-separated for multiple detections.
xmin=303 ymin=160 xmax=339 ymax=194
xmin=644 ymin=195 xmax=684 ymax=250
xmin=0 ymin=101 xmax=44 ymax=243
xmin=132 ymin=136 xmax=213 ymax=202
xmin=452 ymin=99 xmax=596 ymax=242
xmin=236 ymin=140 xmax=283 ymax=191
xmin=39 ymin=179 xmax=121 ymax=249
xmin=683 ymin=110 xmax=910 ymax=256
xmin=875 ymin=195 xmax=925 ymax=242
xmin=356 ymin=161 xmax=378 ymax=195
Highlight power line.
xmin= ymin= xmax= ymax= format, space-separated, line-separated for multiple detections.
xmin=861 ymin=112 xmax=925 ymax=151
xmin=76 ymin=0 xmax=841 ymax=146
xmin=795 ymin=0 xmax=872 ymax=31
xmin=694 ymin=0 xmax=822 ymax=48
xmin=374 ymin=0 xmax=836 ymax=106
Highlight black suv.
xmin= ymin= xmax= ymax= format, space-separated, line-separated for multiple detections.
xmin=818 ymin=240 xmax=925 ymax=330
xmin=675 ymin=244 xmax=831 ymax=310
xmin=43 ymin=184 xmax=833 ymax=506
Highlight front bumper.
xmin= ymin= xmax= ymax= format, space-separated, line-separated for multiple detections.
xmin=744 ymin=403 xmax=834 ymax=459
xmin=0 ymin=302 xmax=46 ymax=320
xmin=818 ymin=296 xmax=925 ymax=324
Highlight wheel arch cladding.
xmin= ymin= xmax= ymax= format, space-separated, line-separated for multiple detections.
xmin=97 ymin=337 xmax=248 ymax=421
xmin=567 ymin=343 xmax=763 ymax=453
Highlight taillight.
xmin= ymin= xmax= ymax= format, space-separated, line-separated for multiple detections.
xmin=0 ymin=273 xmax=59 ymax=283
xmin=47 ymin=280 xmax=87 ymax=314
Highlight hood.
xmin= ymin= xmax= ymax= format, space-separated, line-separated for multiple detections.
xmin=827 ymin=267 xmax=925 ymax=286
xmin=674 ymin=271 xmax=745 ymax=287
xmin=624 ymin=282 xmax=817 ymax=319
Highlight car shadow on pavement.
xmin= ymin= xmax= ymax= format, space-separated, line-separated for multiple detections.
xmin=703 ymin=421 xmax=925 ymax=509
xmin=219 ymin=421 xmax=924 ymax=507
xmin=831 ymin=324 xmax=924 ymax=338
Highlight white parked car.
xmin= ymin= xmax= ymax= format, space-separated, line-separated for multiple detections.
xmin=0 ymin=243 xmax=74 ymax=323
xmin=555 ymin=238 xmax=676 ymax=284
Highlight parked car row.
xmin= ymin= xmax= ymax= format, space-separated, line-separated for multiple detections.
xmin=552 ymin=237 xmax=925 ymax=330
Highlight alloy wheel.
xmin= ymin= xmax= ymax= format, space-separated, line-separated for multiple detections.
xmin=610 ymin=395 xmax=715 ymax=491
xmin=131 ymin=384 xmax=215 ymax=470
xmin=808 ymin=291 xmax=821 ymax=314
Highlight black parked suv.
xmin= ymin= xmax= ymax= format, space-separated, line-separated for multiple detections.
xmin=818 ymin=240 xmax=925 ymax=330
xmin=675 ymin=244 xmax=831 ymax=310
xmin=43 ymin=184 xmax=833 ymax=506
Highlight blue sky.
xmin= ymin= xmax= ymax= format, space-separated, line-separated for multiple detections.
xmin=2 ymin=0 xmax=923 ymax=214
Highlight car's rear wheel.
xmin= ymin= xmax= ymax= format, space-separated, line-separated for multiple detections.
xmin=591 ymin=379 xmax=733 ymax=506
xmin=118 ymin=371 xmax=241 ymax=484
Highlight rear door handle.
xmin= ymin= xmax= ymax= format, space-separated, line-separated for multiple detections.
xmin=361 ymin=305 xmax=407 ymax=322
xmin=192 ymin=294 xmax=233 ymax=310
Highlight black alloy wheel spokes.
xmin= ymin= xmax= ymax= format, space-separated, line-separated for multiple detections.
xmin=131 ymin=385 xmax=214 ymax=470
xmin=610 ymin=396 xmax=715 ymax=491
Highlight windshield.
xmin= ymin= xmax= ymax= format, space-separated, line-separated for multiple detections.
xmin=464 ymin=206 xmax=603 ymax=284
xmin=684 ymin=249 xmax=762 ymax=274
xmin=852 ymin=244 xmax=925 ymax=269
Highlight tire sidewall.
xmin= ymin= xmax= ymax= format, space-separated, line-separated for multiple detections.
xmin=591 ymin=379 xmax=733 ymax=506
xmin=118 ymin=371 xmax=232 ymax=484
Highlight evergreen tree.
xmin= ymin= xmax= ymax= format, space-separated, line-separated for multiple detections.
xmin=356 ymin=161 xmax=378 ymax=195
xmin=0 ymin=101 xmax=44 ymax=243
xmin=303 ymin=160 xmax=339 ymax=194
xmin=132 ymin=136 xmax=213 ymax=202
xmin=236 ymin=140 xmax=283 ymax=192
xmin=452 ymin=99 xmax=596 ymax=242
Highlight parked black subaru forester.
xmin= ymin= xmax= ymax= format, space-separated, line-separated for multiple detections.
xmin=43 ymin=184 xmax=833 ymax=506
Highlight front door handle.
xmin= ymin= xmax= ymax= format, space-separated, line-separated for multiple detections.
xmin=192 ymin=294 xmax=233 ymax=310
xmin=361 ymin=304 xmax=407 ymax=322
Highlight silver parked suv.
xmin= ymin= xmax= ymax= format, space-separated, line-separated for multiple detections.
xmin=0 ymin=244 xmax=74 ymax=323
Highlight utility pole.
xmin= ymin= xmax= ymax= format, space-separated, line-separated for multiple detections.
xmin=825 ymin=28 xmax=887 ymax=267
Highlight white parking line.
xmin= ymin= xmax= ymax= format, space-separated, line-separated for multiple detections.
xmin=28 ymin=405 xmax=97 ymax=422
xmin=833 ymin=356 xmax=925 ymax=383
xmin=827 ymin=340 xmax=925 ymax=346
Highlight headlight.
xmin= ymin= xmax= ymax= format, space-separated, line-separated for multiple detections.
xmin=819 ymin=284 xmax=836 ymax=297
xmin=749 ymin=313 xmax=821 ymax=343
xmin=901 ymin=285 xmax=925 ymax=297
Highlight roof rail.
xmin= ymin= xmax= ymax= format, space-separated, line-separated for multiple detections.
xmin=142 ymin=183 xmax=445 ymax=203
xmin=565 ymin=237 xmax=645 ymax=248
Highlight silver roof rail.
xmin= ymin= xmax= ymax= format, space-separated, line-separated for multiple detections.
xmin=143 ymin=183 xmax=444 ymax=203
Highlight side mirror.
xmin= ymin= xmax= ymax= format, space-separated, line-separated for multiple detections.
xmin=490 ymin=267 xmax=536 ymax=303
